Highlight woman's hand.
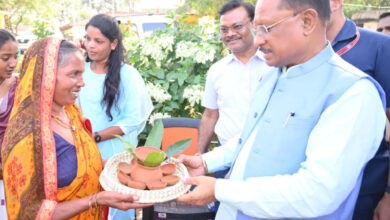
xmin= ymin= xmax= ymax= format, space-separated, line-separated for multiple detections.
xmin=73 ymin=38 xmax=86 ymax=50
xmin=97 ymin=191 xmax=153 ymax=210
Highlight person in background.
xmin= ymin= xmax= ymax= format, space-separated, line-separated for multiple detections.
xmin=377 ymin=12 xmax=390 ymax=36
xmin=78 ymin=14 xmax=153 ymax=220
xmin=0 ymin=28 xmax=18 ymax=220
xmin=176 ymin=0 xmax=386 ymax=219
xmin=1 ymin=38 xmax=152 ymax=219
xmin=325 ymin=1 xmax=390 ymax=219
xmin=197 ymin=0 xmax=270 ymax=180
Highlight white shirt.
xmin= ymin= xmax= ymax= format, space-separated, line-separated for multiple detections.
xmin=202 ymin=50 xmax=271 ymax=144
xmin=203 ymin=79 xmax=385 ymax=219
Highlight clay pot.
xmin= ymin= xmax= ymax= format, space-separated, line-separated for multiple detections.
xmin=130 ymin=162 xmax=163 ymax=184
xmin=161 ymin=175 xmax=180 ymax=186
xmin=134 ymin=146 xmax=166 ymax=164
xmin=146 ymin=180 xmax=167 ymax=190
xmin=117 ymin=162 xmax=132 ymax=174
xmin=117 ymin=171 xmax=131 ymax=185
xmin=161 ymin=163 xmax=176 ymax=175
xmin=127 ymin=179 xmax=146 ymax=190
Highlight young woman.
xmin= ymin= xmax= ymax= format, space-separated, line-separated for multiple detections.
xmin=78 ymin=14 xmax=153 ymax=219
xmin=0 ymin=29 xmax=18 ymax=220
xmin=2 ymin=38 xmax=152 ymax=219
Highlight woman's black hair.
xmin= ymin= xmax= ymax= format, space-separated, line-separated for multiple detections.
xmin=85 ymin=14 xmax=125 ymax=121
xmin=0 ymin=29 xmax=16 ymax=48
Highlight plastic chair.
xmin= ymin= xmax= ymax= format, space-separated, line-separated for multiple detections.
xmin=142 ymin=117 xmax=215 ymax=220
xmin=159 ymin=117 xmax=200 ymax=157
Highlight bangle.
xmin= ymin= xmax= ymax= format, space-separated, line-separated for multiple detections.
xmin=88 ymin=193 xmax=94 ymax=215
xmin=385 ymin=186 xmax=390 ymax=194
xmin=88 ymin=193 xmax=98 ymax=216
xmin=94 ymin=192 xmax=99 ymax=208
xmin=201 ymin=156 xmax=208 ymax=174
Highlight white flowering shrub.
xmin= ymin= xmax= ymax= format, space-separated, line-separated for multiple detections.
xmin=183 ymin=85 xmax=204 ymax=107
xmin=146 ymin=82 xmax=172 ymax=103
xmin=125 ymin=14 xmax=226 ymax=137
xmin=148 ymin=112 xmax=172 ymax=125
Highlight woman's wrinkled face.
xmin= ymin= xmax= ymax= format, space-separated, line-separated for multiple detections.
xmin=54 ymin=51 xmax=85 ymax=107
xmin=84 ymin=25 xmax=117 ymax=63
xmin=0 ymin=40 xmax=18 ymax=79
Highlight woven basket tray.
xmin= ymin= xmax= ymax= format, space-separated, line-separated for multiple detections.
xmin=99 ymin=152 xmax=191 ymax=203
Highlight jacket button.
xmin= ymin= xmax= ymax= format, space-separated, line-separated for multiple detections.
xmin=254 ymin=112 xmax=258 ymax=118
xmin=238 ymin=138 xmax=242 ymax=144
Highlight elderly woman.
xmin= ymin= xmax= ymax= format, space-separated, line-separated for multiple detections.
xmin=1 ymin=38 xmax=151 ymax=219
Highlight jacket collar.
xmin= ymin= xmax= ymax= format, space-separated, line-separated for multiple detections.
xmin=332 ymin=19 xmax=357 ymax=47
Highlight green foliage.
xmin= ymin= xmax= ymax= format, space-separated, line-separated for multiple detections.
xmin=143 ymin=151 xmax=166 ymax=167
xmin=144 ymin=120 xmax=164 ymax=149
xmin=125 ymin=14 xmax=228 ymax=130
xmin=116 ymin=117 xmax=192 ymax=167
xmin=177 ymin=0 xmax=257 ymax=18
xmin=165 ymin=138 xmax=192 ymax=158
xmin=0 ymin=0 xmax=59 ymax=34
xmin=343 ymin=0 xmax=390 ymax=18
xmin=119 ymin=20 xmax=139 ymax=39
xmin=113 ymin=134 xmax=137 ymax=159
xmin=32 ymin=17 xmax=54 ymax=39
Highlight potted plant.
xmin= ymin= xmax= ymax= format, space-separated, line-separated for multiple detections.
xmin=115 ymin=120 xmax=191 ymax=190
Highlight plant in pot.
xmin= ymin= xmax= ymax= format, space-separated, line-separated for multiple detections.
xmin=115 ymin=120 xmax=191 ymax=190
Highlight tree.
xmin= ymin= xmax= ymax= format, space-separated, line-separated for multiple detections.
xmin=177 ymin=0 xmax=257 ymax=18
xmin=343 ymin=0 xmax=390 ymax=18
xmin=0 ymin=0 xmax=59 ymax=34
xmin=177 ymin=0 xmax=390 ymax=19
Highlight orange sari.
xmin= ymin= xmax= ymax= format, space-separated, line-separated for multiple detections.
xmin=1 ymin=38 xmax=105 ymax=219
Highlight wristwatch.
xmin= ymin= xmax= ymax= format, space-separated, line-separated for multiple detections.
xmin=94 ymin=131 xmax=101 ymax=143
xmin=386 ymin=186 xmax=390 ymax=194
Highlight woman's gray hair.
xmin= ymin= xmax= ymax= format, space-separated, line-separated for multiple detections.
xmin=58 ymin=41 xmax=80 ymax=67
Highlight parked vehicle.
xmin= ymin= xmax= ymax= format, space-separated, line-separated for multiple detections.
xmin=16 ymin=31 xmax=37 ymax=55
xmin=115 ymin=14 xmax=172 ymax=38
xmin=16 ymin=28 xmax=63 ymax=55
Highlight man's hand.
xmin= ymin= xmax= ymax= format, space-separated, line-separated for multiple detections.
xmin=373 ymin=193 xmax=390 ymax=220
xmin=176 ymin=176 xmax=217 ymax=206
xmin=177 ymin=154 xmax=206 ymax=177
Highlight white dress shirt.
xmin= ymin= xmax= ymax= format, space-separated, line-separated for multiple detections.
xmin=202 ymin=50 xmax=271 ymax=144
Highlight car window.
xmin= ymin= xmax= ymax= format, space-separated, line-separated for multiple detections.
xmin=142 ymin=23 xmax=167 ymax=34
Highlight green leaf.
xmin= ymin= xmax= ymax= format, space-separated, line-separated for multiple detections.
xmin=143 ymin=151 xmax=165 ymax=167
xmin=165 ymin=138 xmax=192 ymax=158
xmin=144 ymin=119 xmax=164 ymax=149
xmin=193 ymin=75 xmax=201 ymax=84
xmin=178 ymin=74 xmax=186 ymax=86
xmin=112 ymin=134 xmax=138 ymax=159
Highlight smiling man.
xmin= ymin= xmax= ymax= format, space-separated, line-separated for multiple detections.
xmin=197 ymin=1 xmax=270 ymax=174
xmin=177 ymin=0 xmax=387 ymax=219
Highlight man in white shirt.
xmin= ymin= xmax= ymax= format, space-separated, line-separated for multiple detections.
xmin=197 ymin=1 xmax=269 ymax=178
xmin=177 ymin=0 xmax=386 ymax=219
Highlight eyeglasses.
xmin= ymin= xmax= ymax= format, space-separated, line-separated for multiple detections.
xmin=377 ymin=26 xmax=390 ymax=32
xmin=252 ymin=12 xmax=302 ymax=37
xmin=220 ymin=20 xmax=251 ymax=34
